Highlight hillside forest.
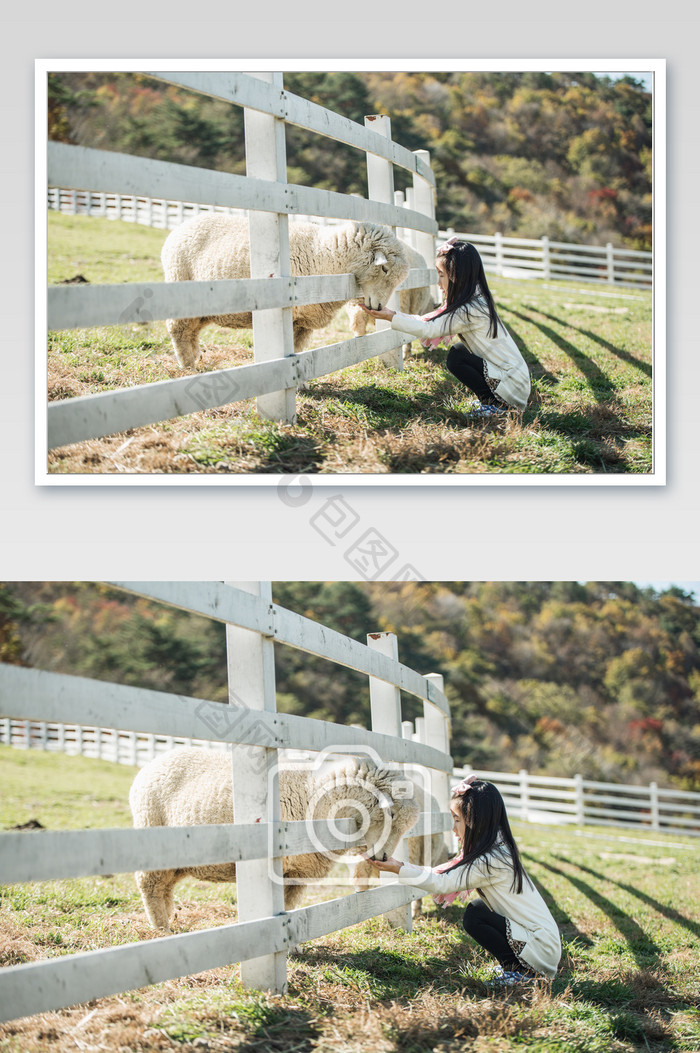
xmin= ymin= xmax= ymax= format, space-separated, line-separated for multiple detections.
xmin=2 ymin=581 xmax=697 ymax=791
xmin=48 ymin=70 xmax=652 ymax=250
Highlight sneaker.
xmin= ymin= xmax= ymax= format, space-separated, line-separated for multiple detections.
xmin=486 ymin=967 xmax=538 ymax=987
xmin=468 ymin=402 xmax=508 ymax=418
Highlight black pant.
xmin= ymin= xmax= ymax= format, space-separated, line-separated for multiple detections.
xmin=446 ymin=342 xmax=505 ymax=406
xmin=462 ymin=899 xmax=528 ymax=971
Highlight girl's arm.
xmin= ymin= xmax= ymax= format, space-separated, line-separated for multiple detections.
xmin=366 ymin=853 xmax=505 ymax=892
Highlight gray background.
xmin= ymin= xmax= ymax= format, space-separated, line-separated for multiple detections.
xmin=4 ymin=3 xmax=696 ymax=583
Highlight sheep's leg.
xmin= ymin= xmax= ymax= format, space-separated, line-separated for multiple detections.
xmin=135 ymin=869 xmax=178 ymax=931
xmin=283 ymin=882 xmax=307 ymax=911
xmin=292 ymin=323 xmax=316 ymax=354
xmin=349 ymin=858 xmax=376 ymax=893
xmin=166 ymin=317 xmax=203 ymax=369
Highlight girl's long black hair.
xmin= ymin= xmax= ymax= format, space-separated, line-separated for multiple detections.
xmin=435 ymin=241 xmax=501 ymax=339
xmin=446 ymin=780 xmax=530 ymax=894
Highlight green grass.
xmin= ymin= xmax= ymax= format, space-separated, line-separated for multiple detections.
xmin=46 ymin=211 xmax=654 ymax=476
xmin=1 ymin=746 xmax=698 ymax=1052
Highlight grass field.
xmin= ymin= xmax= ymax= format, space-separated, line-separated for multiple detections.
xmin=46 ymin=212 xmax=654 ymax=476
xmin=1 ymin=746 xmax=698 ymax=1052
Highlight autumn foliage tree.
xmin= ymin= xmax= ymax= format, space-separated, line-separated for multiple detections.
xmin=4 ymin=581 xmax=698 ymax=791
xmin=48 ymin=70 xmax=652 ymax=250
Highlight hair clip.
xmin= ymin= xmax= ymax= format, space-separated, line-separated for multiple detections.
xmin=452 ymin=774 xmax=477 ymax=796
xmin=436 ymin=235 xmax=461 ymax=254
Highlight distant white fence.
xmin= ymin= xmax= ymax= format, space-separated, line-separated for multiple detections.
xmin=0 ymin=718 xmax=232 ymax=767
xmin=48 ymin=186 xmax=651 ymax=292
xmin=0 ymin=581 xmax=451 ymax=1022
xmin=441 ymin=229 xmax=652 ymax=289
xmin=453 ymin=767 xmax=700 ymax=838
xmin=47 ymin=186 xmax=246 ymax=230
xmin=4 ymin=721 xmax=696 ymax=839
xmin=45 ymin=71 xmax=438 ymax=451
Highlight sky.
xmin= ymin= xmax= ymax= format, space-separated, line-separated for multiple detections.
xmin=600 ymin=71 xmax=653 ymax=92
xmin=634 ymin=581 xmax=699 ymax=600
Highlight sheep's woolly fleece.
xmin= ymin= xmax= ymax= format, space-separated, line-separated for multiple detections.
xmin=161 ymin=215 xmax=410 ymax=368
xmin=129 ymin=748 xmax=420 ymax=931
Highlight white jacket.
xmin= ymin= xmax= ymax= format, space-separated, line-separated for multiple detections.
xmin=391 ymin=301 xmax=531 ymax=410
xmin=397 ymin=846 xmax=561 ymax=978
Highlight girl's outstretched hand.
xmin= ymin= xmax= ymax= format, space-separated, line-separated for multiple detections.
xmin=358 ymin=304 xmax=395 ymax=321
xmin=362 ymin=855 xmax=402 ymax=874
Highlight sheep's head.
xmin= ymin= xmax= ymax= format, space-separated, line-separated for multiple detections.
xmin=310 ymin=759 xmax=419 ymax=862
xmin=350 ymin=224 xmax=410 ymax=312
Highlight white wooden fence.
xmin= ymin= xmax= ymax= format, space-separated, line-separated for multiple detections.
xmin=47 ymin=186 xmax=247 ymax=230
xmin=49 ymin=186 xmax=651 ymax=291
xmin=4 ymin=720 xmax=696 ymax=839
xmin=441 ymin=230 xmax=652 ymax=289
xmin=45 ymin=71 xmax=438 ymax=450
xmin=0 ymin=581 xmax=452 ymax=1022
xmin=453 ymin=767 xmax=700 ymax=838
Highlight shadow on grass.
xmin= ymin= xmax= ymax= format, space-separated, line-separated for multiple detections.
xmin=532 ymin=309 xmax=652 ymax=379
xmin=234 ymin=432 xmax=325 ymax=475
xmin=536 ymin=858 xmax=663 ymax=969
xmin=231 ymin=1005 xmax=320 ymax=1053
xmin=562 ymin=859 xmax=700 ymax=942
xmin=504 ymin=307 xmax=616 ymax=401
xmin=296 ymin=937 xmax=475 ymax=1001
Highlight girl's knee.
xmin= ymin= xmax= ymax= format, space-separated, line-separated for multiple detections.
xmin=462 ymin=899 xmax=488 ymax=935
xmin=446 ymin=344 xmax=467 ymax=378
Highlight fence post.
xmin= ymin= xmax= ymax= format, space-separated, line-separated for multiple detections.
xmin=365 ymin=115 xmax=403 ymax=372
xmin=541 ymin=236 xmax=551 ymax=280
xmin=495 ymin=232 xmax=504 ymax=277
xmin=412 ymin=149 xmax=438 ymax=305
xmin=423 ymin=673 xmax=451 ymax=855
xmin=649 ymin=781 xmax=660 ymax=831
xmin=226 ymin=581 xmax=287 ymax=993
xmin=606 ymin=242 xmax=615 ymax=284
xmin=245 ymin=72 xmax=297 ymax=424
xmin=574 ymin=773 xmax=585 ymax=825
xmin=519 ymin=768 xmax=529 ymax=822
xmin=367 ymin=631 xmax=412 ymax=932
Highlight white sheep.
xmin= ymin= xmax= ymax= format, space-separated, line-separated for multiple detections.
xmin=160 ymin=215 xmax=410 ymax=369
xmin=129 ymin=748 xmax=420 ymax=931
xmin=345 ymin=242 xmax=437 ymax=354
xmin=349 ymin=779 xmax=452 ymax=918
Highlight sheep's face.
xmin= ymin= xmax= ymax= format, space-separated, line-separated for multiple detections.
xmin=353 ymin=232 xmax=409 ymax=312
xmin=361 ymin=793 xmax=420 ymax=861
xmin=308 ymin=763 xmax=419 ymax=863
xmin=345 ymin=778 xmax=419 ymax=862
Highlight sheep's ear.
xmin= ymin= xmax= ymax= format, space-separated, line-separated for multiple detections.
xmin=373 ymin=250 xmax=388 ymax=267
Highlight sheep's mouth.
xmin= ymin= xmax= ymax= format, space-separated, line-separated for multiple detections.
xmin=369 ymin=852 xmax=388 ymax=862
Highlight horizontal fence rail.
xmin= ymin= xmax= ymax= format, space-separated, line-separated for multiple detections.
xmin=44 ymin=70 xmax=439 ymax=451
xmin=0 ymin=665 xmax=452 ymax=772
xmin=441 ymin=229 xmax=652 ymax=289
xmin=49 ymin=142 xmax=436 ymax=235
xmin=452 ymin=768 xmax=700 ymax=838
xmin=0 ymin=581 xmax=452 ymax=1020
